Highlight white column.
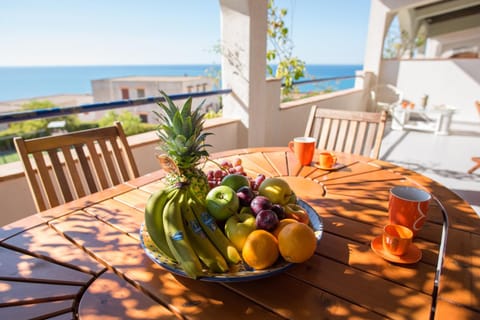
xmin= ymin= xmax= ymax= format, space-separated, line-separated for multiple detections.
xmin=363 ymin=0 xmax=394 ymax=77
xmin=219 ymin=0 xmax=268 ymax=147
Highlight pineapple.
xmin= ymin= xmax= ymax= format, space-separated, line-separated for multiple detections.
xmin=155 ymin=91 xmax=212 ymax=199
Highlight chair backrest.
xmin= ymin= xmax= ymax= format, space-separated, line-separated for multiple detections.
xmin=14 ymin=121 xmax=139 ymax=212
xmin=371 ymin=84 xmax=403 ymax=112
xmin=304 ymin=106 xmax=388 ymax=159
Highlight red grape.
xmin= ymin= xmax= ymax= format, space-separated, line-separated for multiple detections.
xmin=204 ymin=162 xmax=259 ymax=190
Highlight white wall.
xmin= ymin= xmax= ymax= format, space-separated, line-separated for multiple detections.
xmin=0 ymin=176 xmax=37 ymax=225
xmin=380 ymin=58 xmax=480 ymax=122
xmin=270 ymin=88 xmax=367 ymax=147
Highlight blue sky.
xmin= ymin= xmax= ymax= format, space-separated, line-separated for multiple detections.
xmin=0 ymin=0 xmax=371 ymax=66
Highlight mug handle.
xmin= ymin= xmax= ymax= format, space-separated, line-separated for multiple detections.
xmin=288 ymin=141 xmax=294 ymax=152
xmin=331 ymin=153 xmax=337 ymax=164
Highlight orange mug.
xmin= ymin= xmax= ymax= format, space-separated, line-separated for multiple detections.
xmin=288 ymin=137 xmax=315 ymax=165
xmin=382 ymin=224 xmax=413 ymax=256
xmin=388 ymin=186 xmax=431 ymax=236
xmin=318 ymin=152 xmax=337 ymax=169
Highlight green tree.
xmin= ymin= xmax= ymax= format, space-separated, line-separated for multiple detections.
xmin=9 ymin=100 xmax=80 ymax=135
xmin=267 ymin=0 xmax=306 ymax=96
xmin=99 ymin=110 xmax=148 ymax=136
xmin=211 ymin=0 xmax=306 ymax=98
xmin=383 ymin=16 xmax=427 ymax=59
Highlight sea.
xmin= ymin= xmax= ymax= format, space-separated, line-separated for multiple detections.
xmin=0 ymin=64 xmax=363 ymax=103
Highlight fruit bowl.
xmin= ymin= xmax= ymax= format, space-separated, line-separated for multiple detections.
xmin=140 ymin=199 xmax=323 ymax=282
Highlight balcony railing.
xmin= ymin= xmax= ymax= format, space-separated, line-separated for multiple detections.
xmin=288 ymin=74 xmax=361 ymax=93
xmin=0 ymin=74 xmax=362 ymax=125
xmin=0 ymin=89 xmax=233 ymax=124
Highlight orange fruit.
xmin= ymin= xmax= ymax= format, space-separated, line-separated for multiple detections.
xmin=272 ymin=218 xmax=298 ymax=238
xmin=278 ymin=222 xmax=317 ymax=263
xmin=242 ymin=230 xmax=279 ymax=270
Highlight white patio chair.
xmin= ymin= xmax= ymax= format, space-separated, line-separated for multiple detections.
xmin=371 ymin=84 xmax=403 ymax=113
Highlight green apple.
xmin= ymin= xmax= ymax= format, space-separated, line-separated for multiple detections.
xmin=225 ymin=212 xmax=256 ymax=251
xmin=258 ymin=177 xmax=293 ymax=205
xmin=287 ymin=191 xmax=297 ymax=204
xmin=220 ymin=174 xmax=251 ymax=192
xmin=239 ymin=206 xmax=254 ymax=215
xmin=206 ymin=185 xmax=240 ymax=221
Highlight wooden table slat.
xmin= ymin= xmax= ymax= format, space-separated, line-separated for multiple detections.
xmin=114 ymin=188 xmax=151 ymax=211
xmin=0 ymin=280 xmax=81 ymax=306
xmin=226 ymin=273 xmax=387 ymax=320
xmin=0 ymin=299 xmax=74 ymax=320
xmin=79 ymin=270 xmax=178 ymax=320
xmin=290 ymin=256 xmax=433 ymax=319
xmin=3 ymin=224 xmax=105 ymax=274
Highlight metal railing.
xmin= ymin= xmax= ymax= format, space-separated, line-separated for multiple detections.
xmin=0 ymin=89 xmax=232 ymax=125
xmin=0 ymin=73 xmax=362 ymax=125
xmin=288 ymin=74 xmax=360 ymax=88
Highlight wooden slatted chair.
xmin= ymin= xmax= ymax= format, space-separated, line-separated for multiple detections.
xmin=14 ymin=121 xmax=139 ymax=212
xmin=305 ymin=106 xmax=388 ymax=159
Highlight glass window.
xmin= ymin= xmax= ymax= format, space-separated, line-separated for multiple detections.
xmin=137 ymin=88 xmax=145 ymax=98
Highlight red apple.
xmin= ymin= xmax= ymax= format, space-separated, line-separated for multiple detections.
xmin=284 ymin=203 xmax=309 ymax=224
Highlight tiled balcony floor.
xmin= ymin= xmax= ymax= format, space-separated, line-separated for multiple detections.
xmin=380 ymin=120 xmax=480 ymax=216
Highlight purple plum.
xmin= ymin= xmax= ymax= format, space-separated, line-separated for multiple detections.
xmin=237 ymin=186 xmax=255 ymax=207
xmin=255 ymin=209 xmax=279 ymax=231
xmin=250 ymin=195 xmax=272 ymax=215
xmin=271 ymin=204 xmax=286 ymax=220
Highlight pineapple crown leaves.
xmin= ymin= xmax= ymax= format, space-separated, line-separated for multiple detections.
xmin=154 ymin=90 xmax=213 ymax=169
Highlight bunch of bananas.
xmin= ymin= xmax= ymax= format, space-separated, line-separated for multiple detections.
xmin=144 ymin=184 xmax=242 ymax=279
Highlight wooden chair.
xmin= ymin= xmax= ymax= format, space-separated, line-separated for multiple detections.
xmin=14 ymin=121 xmax=139 ymax=212
xmin=305 ymin=106 xmax=388 ymax=159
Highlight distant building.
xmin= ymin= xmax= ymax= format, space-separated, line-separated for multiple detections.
xmin=0 ymin=76 xmax=220 ymax=130
xmin=91 ymin=75 xmax=220 ymax=123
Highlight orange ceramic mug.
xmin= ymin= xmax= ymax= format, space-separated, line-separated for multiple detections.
xmin=388 ymin=186 xmax=431 ymax=236
xmin=382 ymin=224 xmax=413 ymax=256
xmin=288 ymin=137 xmax=315 ymax=165
xmin=318 ymin=152 xmax=337 ymax=169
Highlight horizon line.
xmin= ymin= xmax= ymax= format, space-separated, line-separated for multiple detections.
xmin=0 ymin=62 xmax=364 ymax=68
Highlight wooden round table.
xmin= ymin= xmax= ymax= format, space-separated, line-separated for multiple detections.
xmin=1 ymin=147 xmax=479 ymax=319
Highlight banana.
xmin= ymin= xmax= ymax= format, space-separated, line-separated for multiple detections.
xmin=182 ymin=194 xmax=229 ymax=273
xmin=144 ymin=186 xmax=176 ymax=261
xmin=187 ymin=188 xmax=242 ymax=265
xmin=163 ymin=187 xmax=204 ymax=279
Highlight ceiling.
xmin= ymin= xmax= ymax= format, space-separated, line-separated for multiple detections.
xmin=411 ymin=0 xmax=480 ymax=36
